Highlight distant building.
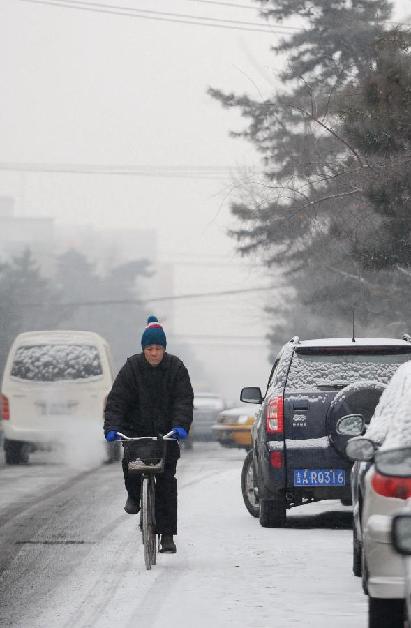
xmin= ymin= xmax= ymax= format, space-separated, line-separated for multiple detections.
xmin=0 ymin=196 xmax=175 ymax=333
xmin=0 ymin=196 xmax=55 ymax=272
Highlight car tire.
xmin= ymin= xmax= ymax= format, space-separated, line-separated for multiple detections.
xmin=4 ymin=440 xmax=29 ymax=465
xmin=326 ymin=381 xmax=385 ymax=456
xmin=183 ymin=435 xmax=193 ymax=450
xmin=362 ymin=548 xmax=369 ymax=595
xmin=106 ymin=441 xmax=121 ymax=464
xmin=259 ymin=494 xmax=286 ymax=528
xmin=368 ymin=597 xmax=404 ymax=628
xmin=353 ymin=525 xmax=362 ymax=577
xmin=241 ymin=450 xmax=260 ymax=518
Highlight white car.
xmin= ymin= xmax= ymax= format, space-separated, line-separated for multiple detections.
xmin=391 ymin=506 xmax=411 ymax=625
xmin=1 ymin=330 xmax=115 ymax=464
xmin=346 ymin=360 xmax=411 ymax=628
xmin=192 ymin=392 xmax=225 ymax=441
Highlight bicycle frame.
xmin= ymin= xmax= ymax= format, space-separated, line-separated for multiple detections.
xmin=118 ymin=432 xmax=175 ymax=570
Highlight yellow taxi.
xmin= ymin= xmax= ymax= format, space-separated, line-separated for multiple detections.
xmin=212 ymin=405 xmax=259 ymax=449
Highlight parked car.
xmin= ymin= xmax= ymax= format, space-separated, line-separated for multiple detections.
xmin=349 ymin=355 xmax=411 ymax=580
xmin=1 ymin=330 xmax=118 ymax=464
xmin=241 ymin=335 xmax=411 ymax=528
xmin=192 ymin=392 xmax=225 ymax=441
xmin=212 ymin=404 xmax=259 ymax=449
xmin=346 ymin=360 xmax=411 ymax=628
xmin=391 ymin=507 xmax=411 ymax=625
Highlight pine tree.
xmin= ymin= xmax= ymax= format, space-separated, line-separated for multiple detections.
xmin=0 ymin=249 xmax=65 ymax=370
xmin=55 ymin=250 xmax=151 ymax=369
xmin=209 ymin=0 xmax=411 ymax=343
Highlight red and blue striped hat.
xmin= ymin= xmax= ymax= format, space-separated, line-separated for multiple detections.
xmin=141 ymin=315 xmax=167 ymax=349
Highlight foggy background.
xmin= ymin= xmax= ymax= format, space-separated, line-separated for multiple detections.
xmin=0 ymin=0 xmax=409 ymax=401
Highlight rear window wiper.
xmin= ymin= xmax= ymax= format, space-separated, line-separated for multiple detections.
xmin=314 ymin=380 xmax=349 ymax=390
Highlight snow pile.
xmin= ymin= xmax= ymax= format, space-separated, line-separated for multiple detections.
xmin=365 ymin=361 xmax=411 ymax=447
xmin=286 ymin=353 xmax=407 ymax=391
xmin=11 ymin=344 xmax=103 ymax=382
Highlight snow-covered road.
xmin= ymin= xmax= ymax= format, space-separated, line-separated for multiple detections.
xmin=0 ymin=444 xmax=366 ymax=627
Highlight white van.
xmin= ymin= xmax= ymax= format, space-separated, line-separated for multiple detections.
xmin=1 ymin=330 xmax=116 ymax=465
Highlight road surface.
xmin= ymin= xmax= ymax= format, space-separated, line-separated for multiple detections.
xmin=0 ymin=443 xmax=366 ymax=627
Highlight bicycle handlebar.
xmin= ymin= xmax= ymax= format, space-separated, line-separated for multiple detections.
xmin=117 ymin=431 xmax=176 ymax=441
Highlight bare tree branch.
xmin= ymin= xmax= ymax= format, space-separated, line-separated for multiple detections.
xmin=296 ymin=187 xmax=363 ymax=211
xmin=292 ymin=103 xmax=367 ymax=167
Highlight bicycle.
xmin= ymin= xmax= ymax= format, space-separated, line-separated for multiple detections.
xmin=118 ymin=431 xmax=175 ymax=570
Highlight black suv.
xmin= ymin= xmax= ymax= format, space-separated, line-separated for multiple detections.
xmin=241 ymin=335 xmax=411 ymax=528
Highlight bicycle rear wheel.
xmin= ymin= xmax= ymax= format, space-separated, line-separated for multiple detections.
xmin=142 ymin=476 xmax=156 ymax=570
xmin=149 ymin=476 xmax=157 ymax=566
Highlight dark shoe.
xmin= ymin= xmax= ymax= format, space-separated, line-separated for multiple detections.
xmin=124 ymin=496 xmax=140 ymax=515
xmin=159 ymin=534 xmax=176 ymax=553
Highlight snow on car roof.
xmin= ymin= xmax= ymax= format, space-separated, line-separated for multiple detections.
xmin=13 ymin=330 xmax=107 ymax=345
xmin=297 ymin=337 xmax=411 ymax=348
xmin=364 ymin=360 xmax=411 ymax=448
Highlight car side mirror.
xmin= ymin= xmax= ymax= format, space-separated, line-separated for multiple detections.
xmin=240 ymin=387 xmax=262 ymax=404
xmin=345 ymin=437 xmax=376 ymax=462
xmin=392 ymin=513 xmax=411 ymax=555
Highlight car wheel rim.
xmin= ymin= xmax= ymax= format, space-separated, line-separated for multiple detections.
xmin=245 ymin=464 xmax=258 ymax=508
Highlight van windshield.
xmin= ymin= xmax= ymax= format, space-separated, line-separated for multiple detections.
xmin=286 ymin=347 xmax=411 ymax=391
xmin=11 ymin=344 xmax=103 ymax=382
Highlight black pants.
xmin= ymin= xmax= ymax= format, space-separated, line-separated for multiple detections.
xmin=122 ymin=443 xmax=179 ymax=535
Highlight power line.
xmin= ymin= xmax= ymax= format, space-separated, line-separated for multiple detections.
xmin=170 ymin=332 xmax=265 ymax=340
xmin=170 ymin=334 xmax=267 ymax=346
xmin=21 ymin=285 xmax=274 ymax=307
xmin=0 ymin=163 xmax=241 ymax=170
xmin=0 ymin=162 xmax=260 ymax=179
xmin=19 ymin=0 xmax=410 ymax=30
xmin=18 ymin=0 xmax=298 ymax=34
xmin=185 ymin=0 xmax=411 ymax=28
xmin=170 ymin=332 xmax=268 ymax=345
xmin=44 ymin=0 xmax=271 ymax=28
xmin=183 ymin=0 xmax=270 ymax=12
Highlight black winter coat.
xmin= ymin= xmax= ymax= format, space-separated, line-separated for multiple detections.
xmin=104 ymin=352 xmax=193 ymax=437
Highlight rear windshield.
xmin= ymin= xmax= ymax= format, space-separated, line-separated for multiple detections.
xmin=286 ymin=348 xmax=411 ymax=391
xmin=10 ymin=344 xmax=103 ymax=382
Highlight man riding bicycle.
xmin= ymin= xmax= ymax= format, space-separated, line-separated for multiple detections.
xmin=103 ymin=315 xmax=194 ymax=554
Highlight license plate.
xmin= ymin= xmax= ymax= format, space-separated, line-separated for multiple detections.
xmin=293 ymin=469 xmax=346 ymax=487
xmin=36 ymin=401 xmax=77 ymax=415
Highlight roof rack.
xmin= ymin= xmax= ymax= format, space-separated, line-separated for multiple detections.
xmin=289 ymin=336 xmax=300 ymax=344
xmin=403 ymin=333 xmax=411 ymax=343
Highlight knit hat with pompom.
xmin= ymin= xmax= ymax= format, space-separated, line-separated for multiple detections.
xmin=141 ymin=315 xmax=167 ymax=349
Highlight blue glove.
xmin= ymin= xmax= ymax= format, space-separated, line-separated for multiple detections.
xmin=105 ymin=430 xmax=119 ymax=442
xmin=170 ymin=427 xmax=188 ymax=440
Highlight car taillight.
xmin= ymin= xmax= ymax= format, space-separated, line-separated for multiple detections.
xmin=266 ymin=396 xmax=284 ymax=434
xmin=1 ymin=394 xmax=9 ymax=420
xmin=270 ymin=451 xmax=283 ymax=468
xmin=371 ymin=471 xmax=411 ymax=499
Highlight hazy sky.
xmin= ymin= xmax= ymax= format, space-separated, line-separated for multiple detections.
xmin=1 ymin=0 xmax=276 ymax=255
xmin=1 ymin=0 xmax=410 ymax=398
xmin=2 ymin=1 xmax=408 ymax=248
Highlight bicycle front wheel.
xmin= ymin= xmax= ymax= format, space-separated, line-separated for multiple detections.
xmin=142 ymin=476 xmax=156 ymax=570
